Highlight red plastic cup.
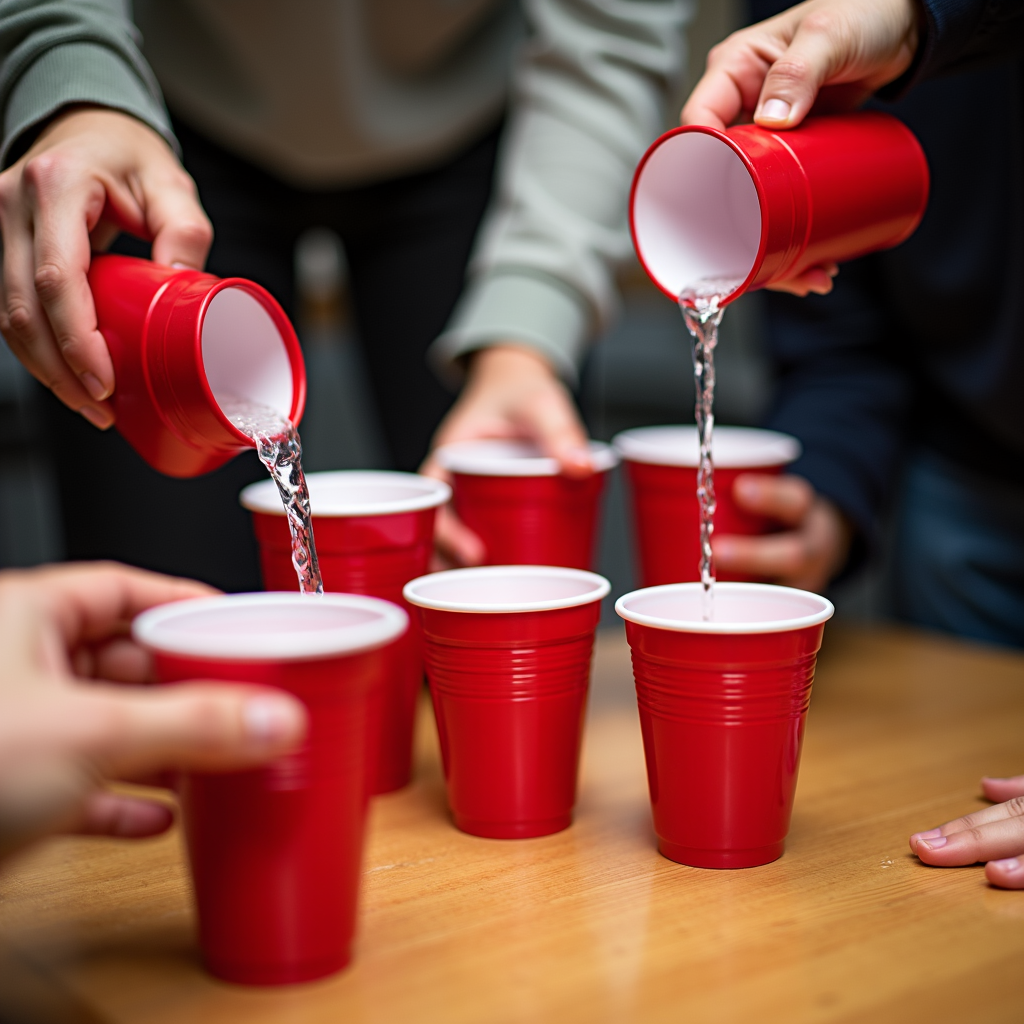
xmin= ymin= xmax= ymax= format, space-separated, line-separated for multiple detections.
xmin=616 ymin=582 xmax=834 ymax=868
xmin=436 ymin=440 xmax=618 ymax=570
xmin=89 ymin=254 xmax=306 ymax=478
xmin=614 ymin=425 xmax=801 ymax=587
xmin=240 ymin=471 xmax=451 ymax=794
xmin=630 ymin=111 xmax=929 ymax=306
xmin=132 ymin=592 xmax=407 ymax=985
xmin=403 ymin=566 xmax=610 ymax=838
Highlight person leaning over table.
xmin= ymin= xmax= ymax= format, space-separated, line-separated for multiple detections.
xmin=0 ymin=0 xmax=846 ymax=590
xmin=677 ymin=0 xmax=1024 ymax=890
xmin=679 ymin=0 xmax=1024 ymax=650
xmin=0 ymin=561 xmax=306 ymax=863
xmin=0 ymin=0 xmax=694 ymax=588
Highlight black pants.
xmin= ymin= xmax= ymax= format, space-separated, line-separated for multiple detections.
xmin=39 ymin=118 xmax=502 ymax=591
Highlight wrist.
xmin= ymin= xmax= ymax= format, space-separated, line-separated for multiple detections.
xmin=465 ymin=344 xmax=558 ymax=384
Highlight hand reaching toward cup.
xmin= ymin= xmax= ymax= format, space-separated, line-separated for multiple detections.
xmin=0 ymin=107 xmax=212 ymax=429
xmin=712 ymin=473 xmax=852 ymax=593
xmin=0 ymin=562 xmax=306 ymax=862
xmin=422 ymin=345 xmax=593 ymax=568
xmin=680 ymin=0 xmax=920 ymax=297
xmin=910 ymin=775 xmax=1024 ymax=890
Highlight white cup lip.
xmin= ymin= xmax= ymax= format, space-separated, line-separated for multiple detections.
xmin=403 ymin=565 xmax=611 ymax=613
xmin=133 ymin=592 xmax=408 ymax=661
xmin=612 ymin=425 xmax=801 ymax=468
xmin=240 ymin=470 xmax=451 ymax=517
xmin=434 ymin=439 xmax=618 ymax=477
xmin=615 ymin=582 xmax=834 ymax=634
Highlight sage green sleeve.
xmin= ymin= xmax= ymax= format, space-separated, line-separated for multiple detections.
xmin=0 ymin=0 xmax=173 ymax=167
xmin=431 ymin=0 xmax=693 ymax=386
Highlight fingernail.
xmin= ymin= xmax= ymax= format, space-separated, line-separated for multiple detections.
xmin=80 ymin=372 xmax=111 ymax=401
xmin=78 ymin=406 xmax=113 ymax=430
xmin=243 ymin=695 xmax=304 ymax=745
xmin=919 ymin=835 xmax=948 ymax=850
xmin=170 ymin=262 xmax=192 ymax=270
xmin=990 ymin=857 xmax=1022 ymax=872
xmin=911 ymin=828 xmax=943 ymax=843
xmin=760 ymin=98 xmax=791 ymax=122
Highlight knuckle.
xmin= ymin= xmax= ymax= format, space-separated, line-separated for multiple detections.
xmin=766 ymin=58 xmax=811 ymax=86
xmin=33 ymin=261 xmax=70 ymax=300
xmin=800 ymin=10 xmax=842 ymax=38
xmin=6 ymin=301 xmax=34 ymax=335
xmin=1005 ymin=795 xmax=1024 ymax=816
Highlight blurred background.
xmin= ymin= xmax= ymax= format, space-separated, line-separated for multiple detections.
xmin=0 ymin=0 xmax=882 ymax=623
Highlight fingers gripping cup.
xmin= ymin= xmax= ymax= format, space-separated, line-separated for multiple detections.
xmin=613 ymin=426 xmax=801 ymax=586
xmin=89 ymin=254 xmax=305 ymax=477
xmin=133 ymin=593 xmax=407 ymax=985
xmin=435 ymin=440 xmax=618 ymax=570
xmin=404 ymin=566 xmax=610 ymax=839
xmin=616 ymin=583 xmax=833 ymax=869
xmin=630 ymin=111 xmax=929 ymax=305
xmin=241 ymin=471 xmax=451 ymax=794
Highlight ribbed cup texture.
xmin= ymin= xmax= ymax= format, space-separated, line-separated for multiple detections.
xmin=419 ymin=604 xmax=599 ymax=838
xmin=625 ymin=622 xmax=825 ymax=868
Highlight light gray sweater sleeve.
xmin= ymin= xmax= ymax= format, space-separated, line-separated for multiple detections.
xmin=431 ymin=0 xmax=692 ymax=385
xmin=0 ymin=0 xmax=173 ymax=167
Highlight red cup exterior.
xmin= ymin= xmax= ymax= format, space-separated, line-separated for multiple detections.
xmin=624 ymin=460 xmax=786 ymax=586
xmin=89 ymin=254 xmax=306 ymax=478
xmin=416 ymin=602 xmax=601 ymax=838
xmin=630 ymin=111 xmax=929 ymax=303
xmin=451 ymin=472 xmax=606 ymax=570
xmin=252 ymin=508 xmax=436 ymax=794
xmin=624 ymin=619 xmax=825 ymax=868
xmin=152 ymin=647 xmax=386 ymax=985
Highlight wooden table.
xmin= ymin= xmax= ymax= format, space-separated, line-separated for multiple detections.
xmin=2 ymin=624 xmax=1023 ymax=1024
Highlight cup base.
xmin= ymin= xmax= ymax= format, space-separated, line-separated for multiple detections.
xmin=657 ymin=839 xmax=785 ymax=869
xmin=454 ymin=812 xmax=572 ymax=839
xmin=205 ymin=951 xmax=351 ymax=986
xmin=370 ymin=767 xmax=412 ymax=796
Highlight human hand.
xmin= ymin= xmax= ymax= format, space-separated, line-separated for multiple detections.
xmin=0 ymin=107 xmax=212 ymax=429
xmin=0 ymin=563 xmax=306 ymax=861
xmin=711 ymin=473 xmax=851 ymax=592
xmin=681 ymin=0 xmax=919 ymax=297
xmin=421 ymin=345 xmax=592 ymax=568
xmin=910 ymin=775 xmax=1024 ymax=890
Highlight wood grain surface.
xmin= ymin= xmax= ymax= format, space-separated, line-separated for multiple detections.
xmin=1 ymin=624 xmax=1022 ymax=1024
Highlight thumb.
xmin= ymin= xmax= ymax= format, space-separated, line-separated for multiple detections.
xmin=79 ymin=683 xmax=307 ymax=779
xmin=732 ymin=473 xmax=814 ymax=527
xmin=754 ymin=15 xmax=841 ymax=128
xmin=142 ymin=166 xmax=213 ymax=270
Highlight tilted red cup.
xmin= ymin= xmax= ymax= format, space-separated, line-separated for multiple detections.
xmin=404 ymin=566 xmax=611 ymax=838
xmin=133 ymin=592 xmax=407 ymax=985
xmin=240 ymin=471 xmax=451 ymax=794
xmin=436 ymin=440 xmax=618 ymax=570
xmin=613 ymin=426 xmax=801 ymax=586
xmin=616 ymin=582 xmax=834 ymax=869
xmin=89 ymin=254 xmax=306 ymax=477
xmin=630 ymin=111 xmax=929 ymax=306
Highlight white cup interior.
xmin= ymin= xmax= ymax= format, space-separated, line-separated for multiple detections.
xmin=202 ymin=287 xmax=294 ymax=419
xmin=613 ymin=425 xmax=800 ymax=468
xmin=435 ymin=439 xmax=618 ymax=477
xmin=403 ymin=565 xmax=611 ymax=613
xmin=632 ymin=131 xmax=761 ymax=299
xmin=133 ymin=592 xmax=408 ymax=660
xmin=616 ymin=582 xmax=833 ymax=634
xmin=241 ymin=470 xmax=451 ymax=517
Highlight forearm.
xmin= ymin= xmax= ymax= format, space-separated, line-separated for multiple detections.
xmin=432 ymin=0 xmax=693 ymax=384
xmin=0 ymin=0 xmax=172 ymax=167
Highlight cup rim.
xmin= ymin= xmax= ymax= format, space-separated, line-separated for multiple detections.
xmin=403 ymin=565 xmax=611 ymax=613
xmin=615 ymin=582 xmax=834 ymax=634
xmin=612 ymin=425 xmax=801 ymax=468
xmin=239 ymin=470 xmax=452 ymax=517
xmin=434 ymin=439 xmax=618 ymax=477
xmin=133 ymin=592 xmax=409 ymax=661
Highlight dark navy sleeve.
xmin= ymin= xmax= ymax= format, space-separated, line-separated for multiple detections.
xmin=760 ymin=262 xmax=914 ymax=575
xmin=882 ymin=0 xmax=1024 ymax=95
